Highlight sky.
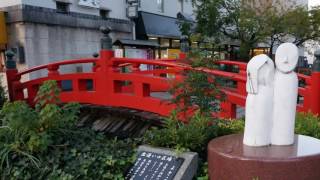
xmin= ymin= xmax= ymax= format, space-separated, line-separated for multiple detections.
xmin=309 ymin=0 xmax=320 ymax=8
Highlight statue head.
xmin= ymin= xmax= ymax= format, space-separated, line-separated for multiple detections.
xmin=275 ymin=43 xmax=299 ymax=73
xmin=246 ymin=54 xmax=274 ymax=94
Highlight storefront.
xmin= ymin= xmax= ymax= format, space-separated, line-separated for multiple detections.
xmin=135 ymin=11 xmax=184 ymax=59
xmin=113 ymin=39 xmax=159 ymax=59
xmin=113 ymin=39 xmax=159 ymax=70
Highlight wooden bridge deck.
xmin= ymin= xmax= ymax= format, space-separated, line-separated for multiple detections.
xmin=78 ymin=105 xmax=165 ymax=138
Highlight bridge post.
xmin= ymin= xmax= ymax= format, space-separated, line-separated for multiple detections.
xmin=95 ymin=26 xmax=115 ymax=104
xmin=99 ymin=26 xmax=115 ymax=70
xmin=309 ymin=50 xmax=320 ymax=115
xmin=5 ymin=50 xmax=21 ymax=101
xmin=220 ymin=101 xmax=237 ymax=119
xmin=237 ymin=65 xmax=247 ymax=95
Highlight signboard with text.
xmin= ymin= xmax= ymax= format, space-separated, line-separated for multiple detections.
xmin=125 ymin=151 xmax=184 ymax=180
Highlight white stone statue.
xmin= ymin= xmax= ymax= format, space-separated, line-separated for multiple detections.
xmin=271 ymin=43 xmax=299 ymax=145
xmin=243 ymin=54 xmax=275 ymax=146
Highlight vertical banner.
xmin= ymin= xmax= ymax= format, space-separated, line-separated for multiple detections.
xmin=0 ymin=12 xmax=7 ymax=48
xmin=167 ymin=49 xmax=181 ymax=78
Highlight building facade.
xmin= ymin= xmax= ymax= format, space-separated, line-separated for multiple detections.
xmin=129 ymin=0 xmax=195 ymax=59
xmin=0 ymin=0 xmax=195 ymax=78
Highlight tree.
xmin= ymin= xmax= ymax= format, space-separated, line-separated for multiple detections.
xmin=281 ymin=6 xmax=320 ymax=46
xmin=193 ymin=0 xmax=267 ymax=59
xmin=260 ymin=4 xmax=320 ymax=57
xmin=192 ymin=0 xmax=320 ymax=60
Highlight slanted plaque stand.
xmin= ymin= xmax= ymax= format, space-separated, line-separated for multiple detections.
xmin=125 ymin=145 xmax=198 ymax=180
xmin=208 ymin=134 xmax=320 ymax=180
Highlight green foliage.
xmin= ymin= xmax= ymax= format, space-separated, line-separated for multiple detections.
xmin=1 ymin=101 xmax=38 ymax=133
xmin=178 ymin=20 xmax=193 ymax=37
xmin=144 ymin=111 xmax=218 ymax=155
xmin=35 ymin=80 xmax=61 ymax=109
xmin=0 ymin=78 xmax=7 ymax=109
xmin=144 ymin=112 xmax=245 ymax=180
xmin=197 ymin=162 xmax=209 ymax=180
xmin=44 ymin=129 xmax=137 ymax=180
xmin=193 ymin=0 xmax=221 ymax=38
xmin=0 ymin=80 xmax=81 ymax=178
xmin=216 ymin=118 xmax=245 ymax=136
xmin=295 ymin=112 xmax=320 ymax=139
xmin=170 ymin=50 xmax=223 ymax=116
xmin=1 ymin=127 xmax=138 ymax=180
xmin=193 ymin=0 xmax=320 ymax=59
xmin=0 ymin=80 xmax=137 ymax=179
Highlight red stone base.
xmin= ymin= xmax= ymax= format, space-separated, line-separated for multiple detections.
xmin=208 ymin=134 xmax=320 ymax=180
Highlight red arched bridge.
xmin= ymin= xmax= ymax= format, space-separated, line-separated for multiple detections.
xmin=5 ymin=49 xmax=320 ymax=120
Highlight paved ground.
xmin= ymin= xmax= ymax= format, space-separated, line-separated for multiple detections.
xmin=237 ymin=106 xmax=245 ymax=119
xmin=150 ymin=92 xmax=172 ymax=100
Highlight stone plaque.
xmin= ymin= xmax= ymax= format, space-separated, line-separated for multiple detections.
xmin=125 ymin=151 xmax=184 ymax=180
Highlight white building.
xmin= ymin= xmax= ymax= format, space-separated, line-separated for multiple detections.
xmin=0 ymin=0 xmax=195 ymax=78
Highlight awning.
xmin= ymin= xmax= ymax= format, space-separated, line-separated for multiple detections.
xmin=113 ymin=39 xmax=159 ymax=48
xmin=135 ymin=11 xmax=182 ymax=39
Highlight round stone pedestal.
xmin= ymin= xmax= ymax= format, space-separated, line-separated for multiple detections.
xmin=208 ymin=134 xmax=320 ymax=180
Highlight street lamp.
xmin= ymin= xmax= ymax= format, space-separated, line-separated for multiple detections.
xmin=180 ymin=35 xmax=189 ymax=53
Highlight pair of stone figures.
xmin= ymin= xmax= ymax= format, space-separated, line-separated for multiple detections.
xmin=243 ymin=43 xmax=299 ymax=147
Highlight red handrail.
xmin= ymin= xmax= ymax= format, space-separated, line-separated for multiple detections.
xmin=17 ymin=58 xmax=97 ymax=76
xmin=5 ymin=50 xmax=320 ymax=120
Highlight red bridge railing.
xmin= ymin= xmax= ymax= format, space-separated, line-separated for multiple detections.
xmin=5 ymin=49 xmax=320 ymax=120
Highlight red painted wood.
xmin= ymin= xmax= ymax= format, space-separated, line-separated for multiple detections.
xmin=5 ymin=49 xmax=319 ymax=120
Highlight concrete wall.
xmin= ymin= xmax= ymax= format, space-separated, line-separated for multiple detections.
xmin=0 ymin=0 xmax=128 ymax=20
xmin=7 ymin=22 xmax=131 ymax=79
xmin=139 ymin=0 xmax=194 ymax=18
xmin=0 ymin=0 xmax=195 ymax=20
xmin=101 ymin=0 xmax=127 ymax=20
xmin=0 ymin=0 xmax=22 ymax=7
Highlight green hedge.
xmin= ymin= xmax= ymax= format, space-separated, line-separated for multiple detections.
xmin=0 ymin=81 xmax=138 ymax=179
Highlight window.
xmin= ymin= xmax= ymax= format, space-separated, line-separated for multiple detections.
xmin=172 ymin=39 xmax=180 ymax=48
xmin=100 ymin=9 xmax=110 ymax=19
xmin=56 ymin=1 xmax=69 ymax=14
xmin=160 ymin=38 xmax=170 ymax=47
xmin=157 ymin=0 xmax=164 ymax=13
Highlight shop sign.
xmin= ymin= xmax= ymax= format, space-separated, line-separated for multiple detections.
xmin=168 ymin=49 xmax=181 ymax=59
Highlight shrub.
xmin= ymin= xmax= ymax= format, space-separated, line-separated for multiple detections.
xmin=295 ymin=112 xmax=320 ymax=139
xmin=0 ymin=80 xmax=139 ymax=179
xmin=0 ymin=77 xmax=6 ymax=109
xmin=0 ymin=80 xmax=80 ymax=177
xmin=1 ymin=127 xmax=138 ymax=180
xmin=216 ymin=118 xmax=245 ymax=136
xmin=170 ymin=50 xmax=224 ymax=117
xmin=44 ymin=129 xmax=137 ymax=180
xmin=197 ymin=162 xmax=209 ymax=180
xmin=144 ymin=111 xmax=219 ymax=156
